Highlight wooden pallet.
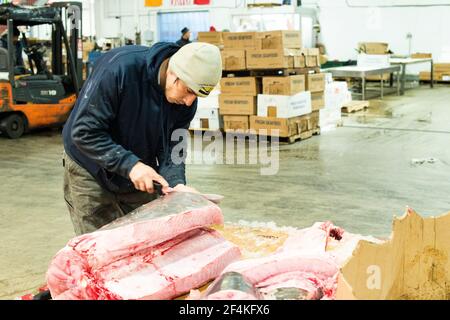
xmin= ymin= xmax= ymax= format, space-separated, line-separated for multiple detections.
xmin=221 ymin=130 xmax=315 ymax=144
xmin=312 ymin=127 xmax=321 ymax=136
xmin=189 ymin=128 xmax=223 ymax=134
xmin=255 ymin=130 xmax=314 ymax=144
xmin=342 ymin=100 xmax=370 ymax=113
xmin=223 ymin=67 xmax=320 ymax=78
xmin=282 ymin=130 xmax=313 ymax=144
xmin=247 ymin=3 xmax=282 ymax=8
xmin=189 ymin=129 xmax=316 ymax=144
xmin=419 ymin=80 xmax=450 ymax=84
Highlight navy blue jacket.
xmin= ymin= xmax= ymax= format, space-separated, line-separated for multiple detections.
xmin=63 ymin=43 xmax=197 ymax=193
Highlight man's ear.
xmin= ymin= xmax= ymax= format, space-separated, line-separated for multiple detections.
xmin=167 ymin=69 xmax=179 ymax=84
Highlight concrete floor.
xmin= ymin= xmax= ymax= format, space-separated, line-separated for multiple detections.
xmin=1 ymin=84 xmax=449 ymax=299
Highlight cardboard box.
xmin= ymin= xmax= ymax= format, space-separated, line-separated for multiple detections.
xmin=431 ymin=72 xmax=450 ymax=81
xmin=309 ymin=111 xmax=320 ymax=129
xmin=434 ymin=63 xmax=450 ymax=73
xmin=257 ymin=91 xmax=312 ymax=119
xmin=366 ymin=74 xmax=391 ymax=81
xmin=219 ymin=95 xmax=256 ymax=115
xmin=293 ymin=48 xmax=320 ymax=68
xmin=223 ymin=32 xmax=257 ymax=49
xmin=198 ymin=32 xmax=223 ymax=46
xmin=294 ymin=55 xmax=306 ymax=68
xmin=197 ymin=91 xmax=220 ymax=109
xmin=306 ymin=48 xmax=320 ymax=67
xmin=223 ymin=115 xmax=250 ymax=132
xmin=411 ymin=53 xmax=432 ymax=59
xmin=258 ymin=30 xmax=302 ymax=50
xmin=221 ymin=49 xmax=246 ymax=71
xmin=190 ymin=107 xmax=222 ymax=130
xmin=250 ymin=114 xmax=311 ymax=137
xmin=358 ymin=42 xmax=389 ymax=55
xmin=311 ymin=92 xmax=325 ymax=111
xmin=336 ymin=209 xmax=450 ymax=300
xmin=357 ymin=54 xmax=390 ymax=68
xmin=306 ymin=73 xmax=326 ymax=93
xmin=324 ymin=81 xmax=351 ymax=110
xmin=419 ymin=71 xmax=431 ymax=81
xmin=319 ymin=108 xmax=342 ymax=132
xmin=246 ymin=48 xmax=298 ymax=70
xmin=220 ymin=77 xmax=261 ymax=96
xmin=82 ymin=40 xmax=95 ymax=62
xmin=262 ymin=75 xmax=305 ymax=96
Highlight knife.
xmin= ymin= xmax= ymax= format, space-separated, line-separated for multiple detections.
xmin=153 ymin=181 xmax=164 ymax=198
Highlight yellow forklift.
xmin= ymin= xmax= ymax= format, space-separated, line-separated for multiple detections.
xmin=0 ymin=2 xmax=83 ymax=139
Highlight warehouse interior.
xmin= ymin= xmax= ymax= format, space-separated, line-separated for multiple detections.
xmin=0 ymin=0 xmax=449 ymax=302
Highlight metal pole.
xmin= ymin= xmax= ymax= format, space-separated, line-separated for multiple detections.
xmin=430 ymin=59 xmax=434 ymax=88
xmin=7 ymin=19 xmax=15 ymax=88
xmin=362 ymin=76 xmax=366 ymax=101
xmin=60 ymin=21 xmax=80 ymax=96
xmin=401 ymin=64 xmax=406 ymax=95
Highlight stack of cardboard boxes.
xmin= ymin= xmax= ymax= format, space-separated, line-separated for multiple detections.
xmin=250 ymin=31 xmax=324 ymax=137
xmin=433 ymin=63 xmax=450 ymax=81
xmin=220 ymin=77 xmax=259 ymax=132
xmin=420 ymin=63 xmax=450 ymax=82
xmin=197 ymin=32 xmax=224 ymax=49
xmin=200 ymin=30 xmax=325 ymax=139
xmin=217 ymin=32 xmax=261 ymax=132
xmin=357 ymin=42 xmax=391 ymax=81
xmin=251 ymin=72 xmax=326 ymax=138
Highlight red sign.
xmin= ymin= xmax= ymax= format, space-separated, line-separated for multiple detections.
xmin=194 ymin=0 xmax=210 ymax=4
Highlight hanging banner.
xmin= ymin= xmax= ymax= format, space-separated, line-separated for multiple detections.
xmin=145 ymin=0 xmax=211 ymax=7
xmin=144 ymin=0 xmax=163 ymax=6
xmin=170 ymin=0 xmax=193 ymax=5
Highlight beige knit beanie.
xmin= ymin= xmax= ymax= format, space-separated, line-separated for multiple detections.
xmin=169 ymin=42 xmax=222 ymax=97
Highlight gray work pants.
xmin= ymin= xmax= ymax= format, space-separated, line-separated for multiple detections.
xmin=63 ymin=151 xmax=157 ymax=235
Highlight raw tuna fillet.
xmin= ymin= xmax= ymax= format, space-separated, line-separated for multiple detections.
xmin=46 ymin=192 xmax=241 ymax=300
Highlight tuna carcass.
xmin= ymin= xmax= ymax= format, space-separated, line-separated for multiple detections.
xmin=200 ymin=221 xmax=375 ymax=300
xmin=46 ymin=192 xmax=241 ymax=300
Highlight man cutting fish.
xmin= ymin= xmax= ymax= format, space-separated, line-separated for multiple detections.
xmin=62 ymin=42 xmax=222 ymax=235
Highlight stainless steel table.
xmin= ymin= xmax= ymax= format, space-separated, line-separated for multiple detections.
xmin=325 ymin=65 xmax=402 ymax=100
xmin=390 ymin=58 xmax=434 ymax=94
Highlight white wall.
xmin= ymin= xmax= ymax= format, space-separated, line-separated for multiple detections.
xmin=91 ymin=0 xmax=299 ymax=42
xmin=91 ymin=0 xmax=450 ymax=66
xmin=302 ymin=0 xmax=450 ymax=62
xmin=92 ymin=0 xmax=240 ymax=40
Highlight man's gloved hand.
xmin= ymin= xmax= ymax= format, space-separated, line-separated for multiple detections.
xmin=129 ymin=162 xmax=172 ymax=194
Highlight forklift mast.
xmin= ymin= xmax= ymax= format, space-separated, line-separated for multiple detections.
xmin=51 ymin=1 xmax=83 ymax=90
